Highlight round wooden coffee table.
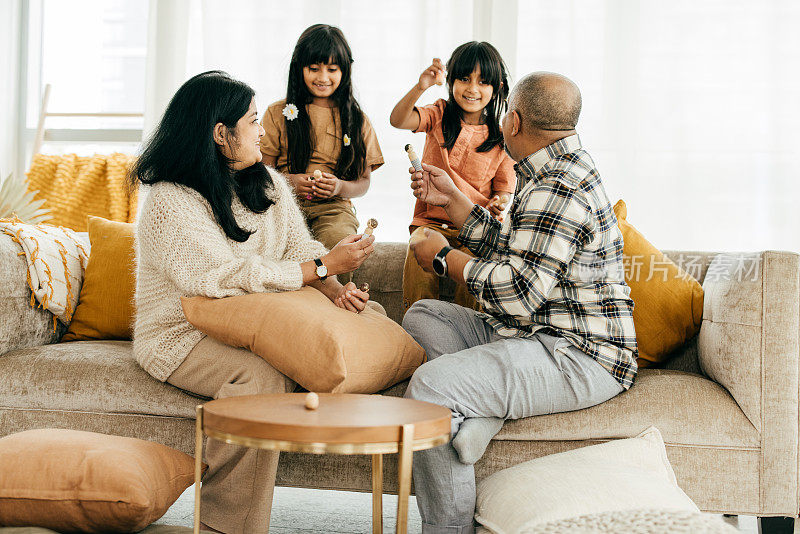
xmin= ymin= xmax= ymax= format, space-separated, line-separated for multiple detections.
xmin=193 ymin=393 xmax=451 ymax=534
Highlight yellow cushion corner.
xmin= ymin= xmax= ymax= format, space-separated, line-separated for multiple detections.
xmin=613 ymin=200 xmax=704 ymax=368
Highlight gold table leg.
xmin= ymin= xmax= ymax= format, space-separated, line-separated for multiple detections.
xmin=372 ymin=453 xmax=383 ymax=534
xmin=396 ymin=424 xmax=415 ymax=534
xmin=194 ymin=405 xmax=203 ymax=534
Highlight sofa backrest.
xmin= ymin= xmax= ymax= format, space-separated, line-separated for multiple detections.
xmin=352 ymin=242 xmax=406 ymax=324
xmin=0 ymin=233 xmax=65 ymax=355
xmin=0 ymin=234 xmax=727 ymax=380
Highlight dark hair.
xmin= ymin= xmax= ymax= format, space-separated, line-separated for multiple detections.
xmin=285 ymin=24 xmax=366 ymax=180
xmin=442 ymin=41 xmax=509 ymax=153
xmin=130 ymin=70 xmax=273 ymax=243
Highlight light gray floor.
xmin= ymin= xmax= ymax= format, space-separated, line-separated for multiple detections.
xmin=155 ymin=485 xmax=421 ymax=533
xmin=156 ymin=485 xmax=769 ymax=533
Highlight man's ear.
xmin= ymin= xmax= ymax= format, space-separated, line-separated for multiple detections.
xmin=212 ymin=123 xmax=227 ymax=147
xmin=510 ymin=110 xmax=521 ymax=136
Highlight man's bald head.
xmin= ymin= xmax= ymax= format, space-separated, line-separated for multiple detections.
xmin=509 ymin=72 xmax=581 ymax=132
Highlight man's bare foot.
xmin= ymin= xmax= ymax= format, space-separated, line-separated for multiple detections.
xmin=200 ymin=522 xmax=224 ymax=533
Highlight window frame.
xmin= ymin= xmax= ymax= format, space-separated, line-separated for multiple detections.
xmin=16 ymin=0 xmax=144 ymax=176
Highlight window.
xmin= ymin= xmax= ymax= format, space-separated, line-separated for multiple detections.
xmin=24 ymin=0 xmax=148 ymax=158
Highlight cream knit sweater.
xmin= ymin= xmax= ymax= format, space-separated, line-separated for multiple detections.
xmin=134 ymin=169 xmax=328 ymax=382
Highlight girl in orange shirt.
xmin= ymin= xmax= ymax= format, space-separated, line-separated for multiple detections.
xmin=390 ymin=41 xmax=515 ymax=313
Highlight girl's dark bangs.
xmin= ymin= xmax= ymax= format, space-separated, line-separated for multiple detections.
xmin=301 ymin=34 xmax=350 ymax=67
xmin=450 ymin=44 xmax=503 ymax=89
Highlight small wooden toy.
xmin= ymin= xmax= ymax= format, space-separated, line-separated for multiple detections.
xmin=405 ymin=144 xmax=423 ymax=172
xmin=364 ymin=218 xmax=378 ymax=237
xmin=305 ymin=392 xmax=319 ymax=410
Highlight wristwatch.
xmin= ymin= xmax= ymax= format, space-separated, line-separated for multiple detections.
xmin=313 ymin=258 xmax=328 ymax=282
xmin=432 ymin=246 xmax=454 ymax=278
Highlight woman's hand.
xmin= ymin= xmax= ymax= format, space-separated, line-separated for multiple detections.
xmin=333 ymin=282 xmax=368 ymax=313
xmin=418 ymin=58 xmax=446 ymax=91
xmin=312 ymin=172 xmax=343 ymax=199
xmin=287 ymin=173 xmax=315 ymax=199
xmin=322 ymin=234 xmax=375 ymax=275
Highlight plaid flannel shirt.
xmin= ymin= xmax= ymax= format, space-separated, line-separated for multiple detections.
xmin=458 ymin=135 xmax=638 ymax=389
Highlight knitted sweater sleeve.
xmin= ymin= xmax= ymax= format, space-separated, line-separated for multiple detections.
xmin=140 ymin=186 xmax=303 ymax=297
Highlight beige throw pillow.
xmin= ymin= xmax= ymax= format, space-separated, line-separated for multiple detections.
xmin=0 ymin=429 xmax=197 ymax=533
xmin=475 ymin=427 xmax=697 ymax=533
xmin=181 ymin=286 xmax=426 ymax=393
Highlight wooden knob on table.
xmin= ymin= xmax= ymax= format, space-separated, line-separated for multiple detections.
xmin=305 ymin=392 xmax=319 ymax=410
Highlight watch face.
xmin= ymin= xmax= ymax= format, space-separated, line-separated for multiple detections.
xmin=316 ymin=264 xmax=328 ymax=277
xmin=432 ymin=257 xmax=446 ymax=277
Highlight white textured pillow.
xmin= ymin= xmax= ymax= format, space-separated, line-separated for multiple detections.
xmin=475 ymin=427 xmax=698 ymax=533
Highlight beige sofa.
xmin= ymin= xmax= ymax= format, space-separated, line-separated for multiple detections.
xmin=1 ymin=233 xmax=798 ymax=530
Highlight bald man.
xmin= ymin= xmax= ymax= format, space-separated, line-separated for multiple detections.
xmin=403 ymin=72 xmax=638 ymax=533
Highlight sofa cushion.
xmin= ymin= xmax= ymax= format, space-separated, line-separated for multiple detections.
xmin=0 ymin=341 xmax=197 ymax=418
xmin=62 ymin=217 xmax=135 ymax=341
xmin=495 ymin=369 xmax=759 ymax=448
xmin=0 ymin=429 xmax=195 ymax=533
xmin=380 ymin=370 xmax=758 ymax=449
xmin=351 ymin=242 xmax=406 ymax=324
xmin=181 ymin=286 xmax=425 ymax=393
xmin=475 ymin=427 xmax=698 ymax=532
xmin=614 ymin=200 xmax=705 ymax=368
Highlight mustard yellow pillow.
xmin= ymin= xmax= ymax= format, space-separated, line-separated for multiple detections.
xmin=62 ymin=216 xmax=135 ymax=341
xmin=181 ymin=286 xmax=426 ymax=393
xmin=614 ymin=200 xmax=704 ymax=368
xmin=0 ymin=429 xmax=196 ymax=533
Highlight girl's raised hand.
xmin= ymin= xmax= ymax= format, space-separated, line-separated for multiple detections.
xmin=487 ymin=193 xmax=511 ymax=221
xmin=311 ymin=172 xmax=343 ymax=199
xmin=418 ymin=58 xmax=446 ymax=91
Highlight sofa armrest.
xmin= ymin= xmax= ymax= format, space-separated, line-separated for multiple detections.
xmin=0 ymin=234 xmax=63 ymax=355
xmin=698 ymin=250 xmax=799 ymax=513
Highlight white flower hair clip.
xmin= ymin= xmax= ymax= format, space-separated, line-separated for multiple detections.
xmin=282 ymin=103 xmax=299 ymax=121
xmin=343 ymin=134 xmax=351 ymax=147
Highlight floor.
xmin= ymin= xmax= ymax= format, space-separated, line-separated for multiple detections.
xmin=155 ymin=485 xmax=770 ymax=533
xmin=155 ymin=485 xmax=422 ymax=533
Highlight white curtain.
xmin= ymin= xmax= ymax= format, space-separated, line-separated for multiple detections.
xmin=144 ymin=0 xmax=800 ymax=250
xmin=0 ymin=0 xmax=21 ymax=180
xmin=516 ymin=0 xmax=800 ymax=252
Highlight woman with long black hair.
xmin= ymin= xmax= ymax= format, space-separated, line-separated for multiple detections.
xmin=131 ymin=70 xmax=375 ymax=533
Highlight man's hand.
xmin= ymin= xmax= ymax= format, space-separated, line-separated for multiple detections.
xmin=409 ymin=228 xmax=449 ymax=273
xmin=311 ymin=172 xmax=343 ymax=199
xmin=410 ymin=163 xmax=460 ymax=207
